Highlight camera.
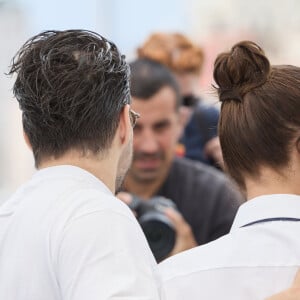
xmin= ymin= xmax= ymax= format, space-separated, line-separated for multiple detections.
xmin=128 ymin=195 xmax=177 ymax=262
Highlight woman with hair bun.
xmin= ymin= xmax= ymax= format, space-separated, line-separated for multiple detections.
xmin=159 ymin=41 xmax=300 ymax=300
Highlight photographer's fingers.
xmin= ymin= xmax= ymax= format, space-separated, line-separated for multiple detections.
xmin=164 ymin=208 xmax=194 ymax=238
xmin=116 ymin=192 xmax=137 ymax=217
xmin=164 ymin=208 xmax=197 ymax=256
xmin=116 ymin=192 xmax=133 ymax=205
xmin=164 ymin=207 xmax=185 ymax=229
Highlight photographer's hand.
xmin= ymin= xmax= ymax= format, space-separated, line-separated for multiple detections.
xmin=117 ymin=191 xmax=132 ymax=205
xmin=117 ymin=192 xmax=137 ymax=216
xmin=164 ymin=208 xmax=197 ymax=257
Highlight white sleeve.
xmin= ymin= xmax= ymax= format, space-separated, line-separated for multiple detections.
xmin=54 ymin=209 xmax=162 ymax=300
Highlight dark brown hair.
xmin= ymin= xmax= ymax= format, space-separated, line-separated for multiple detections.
xmin=137 ymin=33 xmax=204 ymax=74
xmin=129 ymin=58 xmax=181 ymax=109
xmin=8 ymin=30 xmax=130 ymax=167
xmin=213 ymin=41 xmax=300 ymax=190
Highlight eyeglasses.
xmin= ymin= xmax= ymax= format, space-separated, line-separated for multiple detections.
xmin=129 ymin=109 xmax=140 ymax=128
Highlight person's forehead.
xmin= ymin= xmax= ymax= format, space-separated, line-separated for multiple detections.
xmin=131 ymin=86 xmax=178 ymax=113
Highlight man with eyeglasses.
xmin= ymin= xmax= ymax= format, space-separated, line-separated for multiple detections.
xmin=1 ymin=30 xmax=162 ymax=299
xmin=118 ymin=58 xmax=243 ymax=261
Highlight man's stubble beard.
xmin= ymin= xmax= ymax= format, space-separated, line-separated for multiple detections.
xmin=126 ymin=152 xmax=172 ymax=186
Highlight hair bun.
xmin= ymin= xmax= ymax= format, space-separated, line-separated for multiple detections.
xmin=213 ymin=41 xmax=270 ymax=102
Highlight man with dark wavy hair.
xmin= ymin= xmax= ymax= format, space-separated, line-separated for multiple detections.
xmin=1 ymin=30 xmax=162 ymax=299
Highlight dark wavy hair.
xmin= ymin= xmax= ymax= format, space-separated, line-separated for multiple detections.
xmin=8 ymin=29 xmax=130 ymax=167
xmin=213 ymin=41 xmax=300 ymax=190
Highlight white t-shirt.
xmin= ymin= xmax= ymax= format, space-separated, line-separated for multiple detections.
xmin=159 ymin=194 xmax=300 ymax=300
xmin=0 ymin=165 xmax=162 ymax=300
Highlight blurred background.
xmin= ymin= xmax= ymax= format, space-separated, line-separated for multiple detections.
xmin=1 ymin=0 xmax=300 ymax=202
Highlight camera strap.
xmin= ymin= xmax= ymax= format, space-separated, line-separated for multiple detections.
xmin=241 ymin=217 xmax=300 ymax=228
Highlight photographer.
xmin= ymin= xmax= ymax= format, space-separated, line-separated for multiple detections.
xmin=118 ymin=58 xmax=243 ymax=262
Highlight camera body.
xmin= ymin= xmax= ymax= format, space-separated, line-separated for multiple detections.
xmin=129 ymin=195 xmax=177 ymax=262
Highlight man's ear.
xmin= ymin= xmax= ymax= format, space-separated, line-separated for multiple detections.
xmin=117 ymin=104 xmax=132 ymax=146
xmin=23 ymin=131 xmax=32 ymax=151
xmin=296 ymin=137 xmax=300 ymax=154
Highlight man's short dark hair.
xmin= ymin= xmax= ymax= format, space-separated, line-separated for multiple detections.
xmin=9 ymin=29 xmax=130 ymax=167
xmin=129 ymin=58 xmax=181 ymax=109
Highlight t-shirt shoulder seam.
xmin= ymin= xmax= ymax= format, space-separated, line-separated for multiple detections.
xmin=162 ymin=264 xmax=300 ymax=282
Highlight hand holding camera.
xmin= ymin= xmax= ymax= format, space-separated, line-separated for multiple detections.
xmin=164 ymin=207 xmax=197 ymax=257
xmin=117 ymin=192 xmax=197 ymax=262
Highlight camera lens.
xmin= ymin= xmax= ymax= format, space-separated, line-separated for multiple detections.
xmin=140 ymin=218 xmax=175 ymax=262
xmin=129 ymin=195 xmax=177 ymax=262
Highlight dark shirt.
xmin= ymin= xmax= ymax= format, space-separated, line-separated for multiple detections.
xmin=181 ymin=102 xmax=219 ymax=165
xmin=157 ymin=157 xmax=243 ymax=245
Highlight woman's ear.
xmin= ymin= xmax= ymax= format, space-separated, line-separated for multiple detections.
xmin=23 ymin=131 xmax=32 ymax=151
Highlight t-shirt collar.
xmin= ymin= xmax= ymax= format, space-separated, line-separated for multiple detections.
xmin=230 ymin=194 xmax=300 ymax=232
